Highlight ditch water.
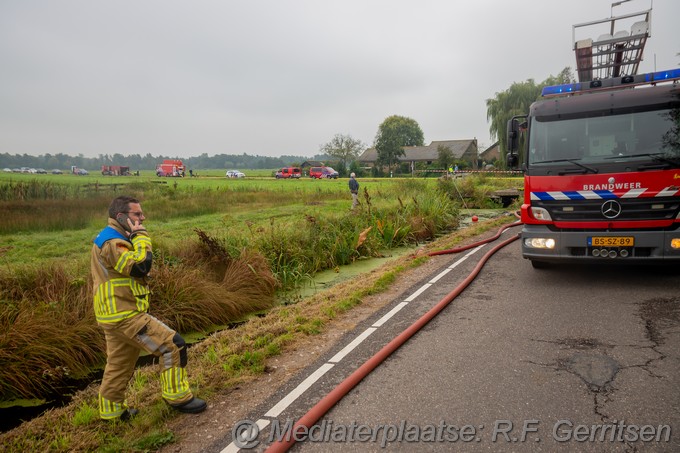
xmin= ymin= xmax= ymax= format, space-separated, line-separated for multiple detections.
xmin=0 ymin=210 xmax=501 ymax=433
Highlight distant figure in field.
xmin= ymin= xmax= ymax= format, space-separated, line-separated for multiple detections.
xmin=349 ymin=173 xmax=359 ymax=210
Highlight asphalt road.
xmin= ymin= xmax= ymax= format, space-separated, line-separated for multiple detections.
xmin=214 ymin=231 xmax=680 ymax=452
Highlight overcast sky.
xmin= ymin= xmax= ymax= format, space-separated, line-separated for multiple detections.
xmin=1 ymin=0 xmax=678 ymax=159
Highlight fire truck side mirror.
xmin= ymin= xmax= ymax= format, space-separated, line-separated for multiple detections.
xmin=507 ymin=118 xmax=519 ymax=153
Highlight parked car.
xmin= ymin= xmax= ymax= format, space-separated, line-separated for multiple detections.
xmin=35 ymin=168 xmax=47 ymax=174
xmin=275 ymin=167 xmax=302 ymax=179
xmin=226 ymin=170 xmax=246 ymax=178
xmin=76 ymin=169 xmax=89 ymax=175
xmin=2 ymin=168 xmax=11 ymax=173
xmin=309 ymin=166 xmax=339 ymax=179
xmin=51 ymin=169 xmax=63 ymax=174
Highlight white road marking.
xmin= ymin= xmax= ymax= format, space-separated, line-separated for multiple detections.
xmin=372 ymin=302 xmax=408 ymax=328
xmin=466 ymin=244 xmax=485 ymax=256
xmin=264 ymin=363 xmax=335 ymax=418
xmin=404 ymin=283 xmax=431 ymax=301
xmin=329 ymin=327 xmax=377 ymax=363
xmin=430 ymin=267 xmax=452 ymax=283
xmin=429 ymin=246 xmax=483 ymax=283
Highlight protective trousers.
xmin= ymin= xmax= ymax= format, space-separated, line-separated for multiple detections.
xmin=98 ymin=313 xmax=194 ymax=419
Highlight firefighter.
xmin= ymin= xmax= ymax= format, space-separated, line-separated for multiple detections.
xmin=91 ymin=195 xmax=206 ymax=420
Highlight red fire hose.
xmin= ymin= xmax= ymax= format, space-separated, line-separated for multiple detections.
xmin=427 ymin=219 xmax=522 ymax=257
xmin=265 ymin=219 xmax=522 ymax=453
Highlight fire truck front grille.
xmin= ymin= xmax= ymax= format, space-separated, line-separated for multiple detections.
xmin=535 ymin=197 xmax=680 ymax=222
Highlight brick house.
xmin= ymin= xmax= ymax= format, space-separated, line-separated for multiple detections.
xmin=357 ymin=139 xmax=479 ymax=170
xmin=479 ymin=141 xmax=500 ymax=167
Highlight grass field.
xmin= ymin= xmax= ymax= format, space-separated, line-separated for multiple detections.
xmin=0 ymin=169 xmax=522 ymax=287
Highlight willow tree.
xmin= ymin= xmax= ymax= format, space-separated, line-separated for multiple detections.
xmin=486 ymin=68 xmax=574 ymax=168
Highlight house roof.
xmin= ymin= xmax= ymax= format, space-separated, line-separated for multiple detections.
xmin=300 ymin=160 xmax=325 ymax=168
xmin=357 ymin=139 xmax=478 ymax=163
xmin=480 ymin=141 xmax=500 ymax=159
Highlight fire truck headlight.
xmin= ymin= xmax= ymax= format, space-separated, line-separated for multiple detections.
xmin=530 ymin=207 xmax=552 ymax=221
xmin=671 ymin=238 xmax=680 ymax=249
xmin=524 ymin=238 xmax=556 ymax=249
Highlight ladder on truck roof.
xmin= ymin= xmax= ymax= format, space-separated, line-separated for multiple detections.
xmin=573 ymin=6 xmax=651 ymax=82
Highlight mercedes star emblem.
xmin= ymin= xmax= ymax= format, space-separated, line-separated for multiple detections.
xmin=601 ymin=200 xmax=622 ymax=219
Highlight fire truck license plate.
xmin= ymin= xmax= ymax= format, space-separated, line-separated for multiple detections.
xmin=588 ymin=236 xmax=634 ymax=247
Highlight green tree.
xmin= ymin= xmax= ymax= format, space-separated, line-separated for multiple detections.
xmin=437 ymin=145 xmax=454 ymax=172
xmin=374 ymin=115 xmax=424 ymax=173
xmin=486 ymin=67 xmax=574 ymax=167
xmin=348 ymin=160 xmax=362 ymax=177
xmin=319 ymin=134 xmax=366 ymax=175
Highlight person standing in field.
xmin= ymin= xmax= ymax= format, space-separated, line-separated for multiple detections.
xmin=349 ymin=172 xmax=359 ymax=210
xmin=90 ymin=195 xmax=206 ymax=420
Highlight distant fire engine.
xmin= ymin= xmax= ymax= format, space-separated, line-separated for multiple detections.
xmin=156 ymin=160 xmax=186 ymax=177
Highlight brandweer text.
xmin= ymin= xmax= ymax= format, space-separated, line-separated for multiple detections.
xmin=583 ymin=182 xmax=642 ymax=191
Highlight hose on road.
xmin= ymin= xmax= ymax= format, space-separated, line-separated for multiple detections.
xmin=265 ymin=218 xmax=523 ymax=453
xmin=427 ymin=218 xmax=522 ymax=257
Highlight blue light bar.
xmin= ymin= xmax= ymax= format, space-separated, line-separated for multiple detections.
xmin=651 ymin=68 xmax=680 ymax=81
xmin=541 ymin=83 xmax=581 ymax=96
xmin=542 ymin=68 xmax=680 ymax=97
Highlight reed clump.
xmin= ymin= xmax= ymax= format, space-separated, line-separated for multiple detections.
xmin=0 ymin=264 xmax=103 ymax=399
xmin=151 ymin=230 xmax=279 ymax=333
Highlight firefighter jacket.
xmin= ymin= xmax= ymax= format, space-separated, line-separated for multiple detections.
xmin=91 ymin=219 xmax=153 ymax=324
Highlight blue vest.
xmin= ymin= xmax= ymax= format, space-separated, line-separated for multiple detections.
xmin=93 ymin=226 xmax=128 ymax=248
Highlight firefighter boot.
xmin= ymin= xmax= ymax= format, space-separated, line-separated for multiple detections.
xmin=119 ymin=408 xmax=139 ymax=420
xmin=170 ymin=397 xmax=207 ymax=414
xmin=104 ymin=408 xmax=139 ymax=422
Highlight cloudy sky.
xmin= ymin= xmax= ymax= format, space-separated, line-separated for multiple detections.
xmin=1 ymin=0 xmax=678 ymax=159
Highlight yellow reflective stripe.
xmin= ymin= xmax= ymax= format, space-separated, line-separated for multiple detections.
xmin=136 ymin=295 xmax=148 ymax=313
xmin=161 ymin=367 xmax=191 ymax=402
xmin=133 ymin=235 xmax=151 ymax=248
xmin=113 ymin=236 xmax=151 ymax=273
xmin=130 ymin=279 xmax=147 ymax=296
xmin=99 ymin=393 xmax=127 ymax=419
xmin=93 ymin=285 xmax=106 ymax=316
xmin=96 ymin=310 xmax=139 ymax=323
xmin=114 ymin=251 xmax=134 ymax=273
xmin=94 ymin=278 xmax=132 ymax=316
xmin=94 ymin=277 xmax=149 ymax=322
xmin=129 ymin=279 xmax=150 ymax=312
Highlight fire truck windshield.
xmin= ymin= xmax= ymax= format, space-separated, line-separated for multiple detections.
xmin=528 ymin=108 xmax=679 ymax=167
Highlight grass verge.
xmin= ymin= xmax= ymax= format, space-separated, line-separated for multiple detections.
xmin=0 ymin=214 xmax=517 ymax=452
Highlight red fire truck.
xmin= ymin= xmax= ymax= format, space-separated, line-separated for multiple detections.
xmin=156 ymin=159 xmax=186 ymax=177
xmin=506 ymin=7 xmax=680 ymax=268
